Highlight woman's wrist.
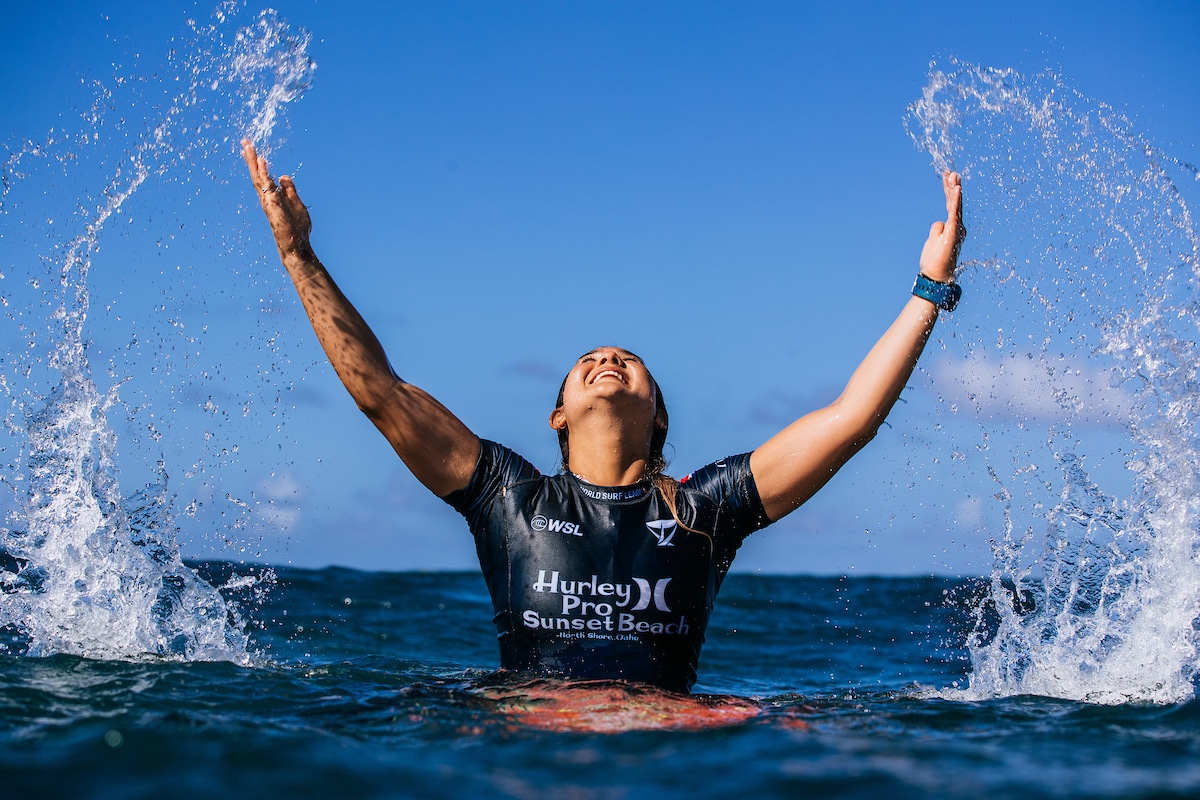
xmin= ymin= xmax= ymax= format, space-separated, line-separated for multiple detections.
xmin=912 ymin=272 xmax=961 ymax=311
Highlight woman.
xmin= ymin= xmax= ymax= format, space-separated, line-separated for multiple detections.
xmin=242 ymin=140 xmax=964 ymax=694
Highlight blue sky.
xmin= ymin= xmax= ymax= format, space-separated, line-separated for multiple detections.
xmin=2 ymin=1 xmax=1197 ymax=575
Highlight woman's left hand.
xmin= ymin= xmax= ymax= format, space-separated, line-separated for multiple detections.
xmin=918 ymin=170 xmax=965 ymax=283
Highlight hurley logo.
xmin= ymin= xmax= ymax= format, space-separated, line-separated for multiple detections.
xmin=646 ymin=519 xmax=677 ymax=547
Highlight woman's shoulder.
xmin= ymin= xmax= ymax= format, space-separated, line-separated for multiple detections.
xmin=678 ymin=452 xmax=755 ymax=497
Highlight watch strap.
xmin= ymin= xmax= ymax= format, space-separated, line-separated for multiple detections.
xmin=912 ymin=273 xmax=961 ymax=311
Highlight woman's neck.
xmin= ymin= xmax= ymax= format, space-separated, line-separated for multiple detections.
xmin=565 ymin=427 xmax=651 ymax=487
xmin=567 ymin=453 xmax=649 ymax=487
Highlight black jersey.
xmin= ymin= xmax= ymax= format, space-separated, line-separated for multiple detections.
xmin=444 ymin=439 xmax=771 ymax=692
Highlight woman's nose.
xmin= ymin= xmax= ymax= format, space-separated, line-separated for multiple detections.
xmin=599 ymin=349 xmax=624 ymax=366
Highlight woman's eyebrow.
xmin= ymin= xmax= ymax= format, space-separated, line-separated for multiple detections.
xmin=577 ymin=348 xmax=643 ymax=360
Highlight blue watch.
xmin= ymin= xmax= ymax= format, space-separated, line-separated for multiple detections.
xmin=912 ymin=273 xmax=961 ymax=311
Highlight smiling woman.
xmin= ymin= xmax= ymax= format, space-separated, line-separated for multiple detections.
xmin=242 ymin=138 xmax=966 ymax=693
xmin=551 ymin=348 xmax=668 ymax=485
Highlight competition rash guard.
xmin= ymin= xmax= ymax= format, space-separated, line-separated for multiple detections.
xmin=444 ymin=439 xmax=771 ymax=693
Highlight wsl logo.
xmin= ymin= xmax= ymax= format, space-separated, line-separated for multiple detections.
xmin=646 ymin=519 xmax=677 ymax=547
xmin=530 ymin=515 xmax=582 ymax=536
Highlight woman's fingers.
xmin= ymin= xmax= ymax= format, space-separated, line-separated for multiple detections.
xmin=943 ymin=172 xmax=961 ymax=229
xmin=242 ymin=139 xmax=282 ymax=203
xmin=241 ymin=138 xmax=258 ymax=178
xmin=278 ymin=176 xmax=311 ymax=235
xmin=943 ymin=171 xmax=965 ymax=248
xmin=242 ymin=139 xmax=267 ymax=187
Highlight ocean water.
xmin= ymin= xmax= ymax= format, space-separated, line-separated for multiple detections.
xmin=4 ymin=568 xmax=1199 ymax=799
xmin=3 ymin=5 xmax=1200 ymax=799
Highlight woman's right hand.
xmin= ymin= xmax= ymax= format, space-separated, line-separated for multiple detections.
xmin=239 ymin=138 xmax=480 ymax=498
xmin=242 ymin=138 xmax=314 ymax=265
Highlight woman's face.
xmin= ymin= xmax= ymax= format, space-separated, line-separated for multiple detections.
xmin=552 ymin=347 xmax=661 ymax=433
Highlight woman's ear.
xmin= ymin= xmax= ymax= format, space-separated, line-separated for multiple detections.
xmin=654 ymin=408 xmax=668 ymax=430
xmin=549 ymin=407 xmax=567 ymax=431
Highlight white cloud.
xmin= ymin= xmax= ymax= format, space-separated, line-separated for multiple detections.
xmin=254 ymin=471 xmax=305 ymax=530
xmin=932 ymin=352 xmax=1136 ymax=428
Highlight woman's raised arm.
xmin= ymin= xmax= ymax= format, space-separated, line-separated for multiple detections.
xmin=242 ymin=140 xmax=479 ymax=497
xmin=749 ymin=171 xmax=964 ymax=522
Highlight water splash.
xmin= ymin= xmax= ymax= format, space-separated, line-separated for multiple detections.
xmin=0 ymin=4 xmax=315 ymax=661
xmin=907 ymin=60 xmax=1200 ymax=703
xmin=229 ymin=7 xmax=316 ymax=146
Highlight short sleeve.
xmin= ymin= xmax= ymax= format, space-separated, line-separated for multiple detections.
xmin=442 ymin=439 xmax=541 ymax=533
xmin=679 ymin=452 xmax=771 ymax=546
